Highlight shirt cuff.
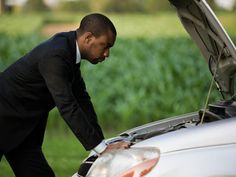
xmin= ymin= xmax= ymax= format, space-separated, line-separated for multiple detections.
xmin=93 ymin=140 xmax=107 ymax=154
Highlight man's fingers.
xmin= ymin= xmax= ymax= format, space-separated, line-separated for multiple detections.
xmin=120 ymin=141 xmax=130 ymax=148
xmin=101 ymin=141 xmax=131 ymax=155
xmin=106 ymin=141 xmax=130 ymax=150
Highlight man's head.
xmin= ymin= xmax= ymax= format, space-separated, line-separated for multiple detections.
xmin=76 ymin=13 xmax=117 ymax=64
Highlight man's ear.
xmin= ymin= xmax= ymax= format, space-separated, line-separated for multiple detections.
xmin=84 ymin=32 xmax=94 ymax=44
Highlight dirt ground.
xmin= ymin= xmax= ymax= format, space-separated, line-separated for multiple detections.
xmin=41 ymin=23 xmax=79 ymax=36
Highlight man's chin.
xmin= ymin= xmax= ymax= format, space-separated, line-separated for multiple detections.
xmin=90 ymin=59 xmax=104 ymax=64
xmin=90 ymin=60 xmax=99 ymax=64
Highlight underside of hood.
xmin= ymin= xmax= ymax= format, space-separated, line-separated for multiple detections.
xmin=169 ymin=0 xmax=236 ymax=100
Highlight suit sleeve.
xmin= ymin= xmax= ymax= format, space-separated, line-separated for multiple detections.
xmin=72 ymin=70 xmax=104 ymax=140
xmin=38 ymin=49 xmax=104 ymax=150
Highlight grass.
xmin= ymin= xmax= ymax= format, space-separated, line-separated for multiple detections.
xmin=41 ymin=11 xmax=236 ymax=38
xmin=217 ymin=12 xmax=236 ymax=37
xmin=0 ymin=12 xmax=235 ymax=38
xmin=0 ymin=14 xmax=43 ymax=35
xmin=105 ymin=13 xmax=189 ymax=38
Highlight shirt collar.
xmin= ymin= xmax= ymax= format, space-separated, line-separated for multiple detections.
xmin=76 ymin=40 xmax=81 ymax=64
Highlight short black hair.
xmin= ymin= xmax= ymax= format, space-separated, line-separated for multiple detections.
xmin=77 ymin=13 xmax=117 ymax=37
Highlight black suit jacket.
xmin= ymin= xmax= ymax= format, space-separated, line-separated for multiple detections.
xmin=0 ymin=31 xmax=104 ymax=152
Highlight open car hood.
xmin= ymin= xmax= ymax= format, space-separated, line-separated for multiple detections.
xmin=169 ymin=0 xmax=236 ymax=100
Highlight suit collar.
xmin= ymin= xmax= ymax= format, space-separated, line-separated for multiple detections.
xmin=67 ymin=31 xmax=77 ymax=64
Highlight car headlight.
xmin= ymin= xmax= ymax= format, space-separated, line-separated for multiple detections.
xmin=86 ymin=147 xmax=160 ymax=177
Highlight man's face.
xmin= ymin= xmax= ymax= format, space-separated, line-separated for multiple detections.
xmin=83 ymin=30 xmax=116 ymax=64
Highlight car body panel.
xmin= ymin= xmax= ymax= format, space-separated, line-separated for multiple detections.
xmin=132 ymin=117 xmax=236 ymax=153
xmin=147 ymin=144 xmax=236 ymax=177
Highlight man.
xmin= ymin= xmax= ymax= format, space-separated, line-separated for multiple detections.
xmin=0 ymin=13 xmax=129 ymax=177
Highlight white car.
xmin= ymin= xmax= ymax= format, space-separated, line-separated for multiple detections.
xmin=72 ymin=0 xmax=236 ymax=176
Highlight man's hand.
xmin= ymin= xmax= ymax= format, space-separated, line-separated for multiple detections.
xmin=102 ymin=141 xmax=130 ymax=154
